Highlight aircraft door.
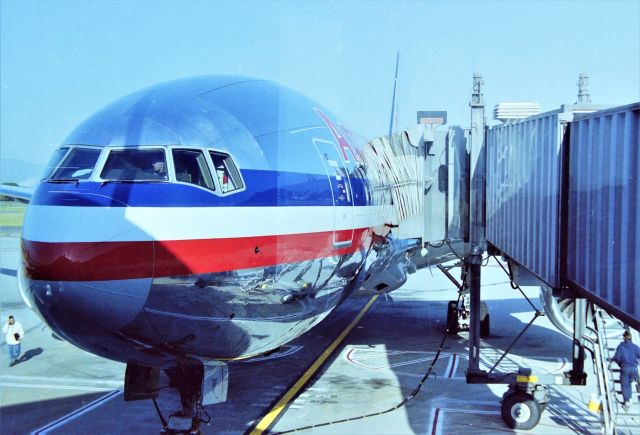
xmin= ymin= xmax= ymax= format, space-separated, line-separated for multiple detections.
xmin=313 ymin=139 xmax=355 ymax=247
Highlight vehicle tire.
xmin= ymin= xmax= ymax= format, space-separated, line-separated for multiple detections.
xmin=501 ymin=392 xmax=541 ymax=430
xmin=447 ymin=301 xmax=458 ymax=334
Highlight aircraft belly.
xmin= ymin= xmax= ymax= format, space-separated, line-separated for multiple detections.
xmin=22 ymin=276 xmax=160 ymax=364
xmin=138 ymin=253 xmax=361 ymax=359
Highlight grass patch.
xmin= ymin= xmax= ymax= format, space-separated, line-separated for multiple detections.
xmin=0 ymin=201 xmax=26 ymax=228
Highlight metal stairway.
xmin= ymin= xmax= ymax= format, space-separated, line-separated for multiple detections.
xmin=588 ymin=307 xmax=639 ymax=434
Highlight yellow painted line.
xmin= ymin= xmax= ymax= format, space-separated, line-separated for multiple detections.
xmin=516 ymin=375 xmax=538 ymax=383
xmin=249 ymin=295 xmax=379 ymax=435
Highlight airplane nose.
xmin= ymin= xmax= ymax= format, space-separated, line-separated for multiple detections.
xmin=21 ymin=266 xmax=153 ymax=338
xmin=20 ymin=219 xmax=155 ymax=338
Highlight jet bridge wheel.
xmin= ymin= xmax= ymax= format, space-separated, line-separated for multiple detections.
xmin=501 ymin=392 xmax=542 ymax=430
xmin=446 ymin=301 xmax=458 ymax=334
xmin=446 ymin=301 xmax=489 ymax=336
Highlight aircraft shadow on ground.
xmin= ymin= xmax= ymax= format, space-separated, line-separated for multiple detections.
xmin=0 ymin=391 xmax=107 ymax=435
xmin=345 ymin=295 xmax=587 ymax=434
xmin=212 ymin=295 xmax=588 ymax=434
xmin=0 ymin=267 xmax=18 ymax=277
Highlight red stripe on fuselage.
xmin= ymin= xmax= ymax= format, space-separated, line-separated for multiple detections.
xmin=22 ymin=228 xmax=371 ymax=281
xmin=22 ymin=239 xmax=155 ymax=281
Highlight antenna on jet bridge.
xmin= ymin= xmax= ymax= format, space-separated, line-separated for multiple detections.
xmin=388 ymin=51 xmax=400 ymax=137
xmin=577 ymin=73 xmax=591 ymax=103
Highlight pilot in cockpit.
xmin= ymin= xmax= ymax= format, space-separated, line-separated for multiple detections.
xmin=150 ymin=160 xmax=167 ymax=179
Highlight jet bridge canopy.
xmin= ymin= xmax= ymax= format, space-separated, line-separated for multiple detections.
xmin=363 ymin=122 xmax=469 ymax=248
xmin=486 ymin=102 xmax=640 ymax=328
xmin=361 ymin=82 xmax=638 ymax=329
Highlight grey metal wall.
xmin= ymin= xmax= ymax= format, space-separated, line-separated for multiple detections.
xmin=486 ymin=103 xmax=639 ymax=325
xmin=567 ymin=103 xmax=640 ymax=322
xmin=447 ymin=126 xmax=470 ymax=242
xmin=486 ymin=111 xmax=565 ymax=287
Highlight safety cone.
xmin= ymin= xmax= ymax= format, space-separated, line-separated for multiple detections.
xmin=588 ymin=393 xmax=602 ymax=413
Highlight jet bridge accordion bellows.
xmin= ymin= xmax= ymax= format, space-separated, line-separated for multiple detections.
xmin=362 ymin=129 xmax=424 ymax=224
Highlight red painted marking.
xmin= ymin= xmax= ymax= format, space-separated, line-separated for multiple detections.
xmin=431 ymin=408 xmax=441 ymax=435
xmin=315 ymin=109 xmax=355 ymax=164
xmin=23 ymin=228 xmax=372 ymax=282
xmin=337 ymin=123 xmax=364 ymax=164
xmin=346 ymin=348 xmax=356 ymax=363
xmin=447 ymin=354 xmax=457 ymax=378
xmin=333 ymin=228 xmax=353 ymax=244
xmin=22 ymin=239 xmax=154 ymax=282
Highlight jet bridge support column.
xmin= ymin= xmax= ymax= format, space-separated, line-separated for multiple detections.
xmin=463 ymin=74 xmax=551 ymax=429
xmin=466 ymin=251 xmax=483 ymax=373
xmin=570 ymin=298 xmax=588 ymax=384
xmin=466 ymin=73 xmax=487 ymax=376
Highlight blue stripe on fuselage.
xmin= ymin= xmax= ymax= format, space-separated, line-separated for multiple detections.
xmin=30 ymin=169 xmax=369 ymax=207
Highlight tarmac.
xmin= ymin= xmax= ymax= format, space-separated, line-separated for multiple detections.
xmin=0 ymin=234 xmax=636 ymax=434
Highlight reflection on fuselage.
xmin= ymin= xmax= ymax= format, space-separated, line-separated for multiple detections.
xmin=19 ymin=76 xmax=390 ymax=368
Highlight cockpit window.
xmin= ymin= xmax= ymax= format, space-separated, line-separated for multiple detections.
xmin=100 ymin=149 xmax=167 ymax=181
xmin=210 ymin=151 xmax=244 ymax=193
xmin=172 ymin=149 xmax=215 ymax=190
xmin=41 ymin=147 xmax=70 ymax=180
xmin=51 ymin=147 xmax=101 ymax=180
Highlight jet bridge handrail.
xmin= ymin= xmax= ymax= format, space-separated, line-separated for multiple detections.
xmin=583 ymin=319 xmax=615 ymax=434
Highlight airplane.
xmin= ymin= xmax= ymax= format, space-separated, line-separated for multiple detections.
xmin=1 ymin=75 xmax=574 ymax=433
xmin=4 ymin=75 xmax=448 ymax=432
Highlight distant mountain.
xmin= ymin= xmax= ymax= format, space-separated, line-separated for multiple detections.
xmin=0 ymin=159 xmax=44 ymax=187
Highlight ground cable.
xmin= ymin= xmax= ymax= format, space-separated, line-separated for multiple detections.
xmin=269 ymin=293 xmax=462 ymax=434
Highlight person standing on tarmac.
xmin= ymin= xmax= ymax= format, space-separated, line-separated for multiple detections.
xmin=3 ymin=315 xmax=24 ymax=367
xmin=612 ymin=330 xmax=640 ymax=410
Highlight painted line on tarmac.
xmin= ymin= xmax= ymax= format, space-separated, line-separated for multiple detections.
xmin=1 ymin=374 xmax=122 ymax=388
xmin=30 ymin=389 xmax=122 ymax=435
xmin=345 ymin=348 xmax=467 ymax=380
xmin=345 ymin=348 xmax=435 ymax=371
xmin=249 ymin=295 xmax=379 ymax=435
xmin=445 ymin=353 xmax=459 ymax=378
xmin=0 ymin=382 xmax=114 ymax=392
xmin=242 ymin=345 xmax=304 ymax=363
xmin=345 ymin=348 xmax=446 ymax=368
xmin=428 ymin=406 xmax=500 ymax=435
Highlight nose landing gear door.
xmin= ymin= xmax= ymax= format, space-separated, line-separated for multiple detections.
xmin=313 ymin=139 xmax=355 ymax=247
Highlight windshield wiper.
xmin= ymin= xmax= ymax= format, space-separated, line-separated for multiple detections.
xmin=48 ymin=178 xmax=79 ymax=184
xmin=100 ymin=179 xmax=166 ymax=185
xmin=101 ymin=179 xmax=135 ymax=185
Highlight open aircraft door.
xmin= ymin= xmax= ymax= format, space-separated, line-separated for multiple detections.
xmin=313 ymin=138 xmax=355 ymax=247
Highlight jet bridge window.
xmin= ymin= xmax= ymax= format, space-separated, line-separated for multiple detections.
xmin=100 ymin=149 xmax=167 ymax=181
xmin=51 ymin=147 xmax=101 ymax=180
xmin=210 ymin=151 xmax=244 ymax=193
xmin=172 ymin=149 xmax=215 ymax=190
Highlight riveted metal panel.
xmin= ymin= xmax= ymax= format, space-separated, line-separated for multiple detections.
xmin=486 ymin=111 xmax=565 ymax=288
xmin=568 ymin=103 xmax=640 ymax=323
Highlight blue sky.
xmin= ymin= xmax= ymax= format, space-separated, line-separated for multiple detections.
xmin=1 ymin=0 xmax=639 ymax=179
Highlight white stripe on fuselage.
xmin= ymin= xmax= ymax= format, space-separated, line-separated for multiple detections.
xmin=23 ymin=205 xmax=392 ymax=243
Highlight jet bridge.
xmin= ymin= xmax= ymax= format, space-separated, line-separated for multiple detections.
xmin=373 ymin=76 xmax=638 ymax=321
xmin=360 ymin=105 xmax=471 ymax=267
xmin=354 ymin=114 xmax=472 ymax=296
xmin=369 ymin=75 xmax=639 ymax=431
xmin=485 ymin=102 xmax=639 ymax=329
xmin=459 ymin=77 xmax=639 ymax=431
xmin=365 ymin=77 xmax=638 ymax=321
